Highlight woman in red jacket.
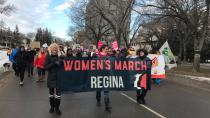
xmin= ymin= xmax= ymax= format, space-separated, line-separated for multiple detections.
xmin=34 ymin=47 xmax=46 ymax=82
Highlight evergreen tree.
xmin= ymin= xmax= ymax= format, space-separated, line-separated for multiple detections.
xmin=35 ymin=28 xmax=52 ymax=45
xmin=13 ymin=25 xmax=21 ymax=45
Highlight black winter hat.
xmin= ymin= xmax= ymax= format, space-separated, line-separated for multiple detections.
xmin=136 ymin=49 xmax=148 ymax=56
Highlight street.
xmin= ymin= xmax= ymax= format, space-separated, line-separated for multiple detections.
xmin=0 ymin=72 xmax=210 ymax=118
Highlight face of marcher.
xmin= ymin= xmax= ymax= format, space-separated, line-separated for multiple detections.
xmin=51 ymin=47 xmax=58 ymax=55
xmin=95 ymin=49 xmax=98 ymax=53
xmin=68 ymin=50 xmax=72 ymax=54
xmin=140 ymin=51 xmax=145 ymax=57
xmin=21 ymin=47 xmax=25 ymax=52
xmin=102 ymin=47 xmax=108 ymax=54
xmin=40 ymin=48 xmax=44 ymax=53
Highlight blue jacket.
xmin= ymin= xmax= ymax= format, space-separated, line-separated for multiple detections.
xmin=9 ymin=48 xmax=18 ymax=63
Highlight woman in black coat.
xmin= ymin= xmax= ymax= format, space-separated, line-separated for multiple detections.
xmin=136 ymin=49 xmax=152 ymax=104
xmin=44 ymin=43 xmax=62 ymax=115
xmin=15 ymin=46 xmax=27 ymax=86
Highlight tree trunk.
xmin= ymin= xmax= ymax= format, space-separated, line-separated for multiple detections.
xmin=177 ymin=41 xmax=183 ymax=65
xmin=193 ymin=50 xmax=200 ymax=72
xmin=183 ymin=42 xmax=187 ymax=62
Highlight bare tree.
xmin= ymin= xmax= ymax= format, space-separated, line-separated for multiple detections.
xmin=91 ymin=0 xmax=134 ymax=47
xmin=0 ymin=0 xmax=15 ymax=16
xmin=67 ymin=0 xmax=112 ymax=46
xmin=136 ymin=0 xmax=210 ymax=72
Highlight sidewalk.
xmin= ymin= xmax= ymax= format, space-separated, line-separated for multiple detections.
xmin=167 ymin=73 xmax=210 ymax=92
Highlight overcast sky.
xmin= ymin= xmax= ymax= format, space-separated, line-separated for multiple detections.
xmin=0 ymin=0 xmax=76 ymax=40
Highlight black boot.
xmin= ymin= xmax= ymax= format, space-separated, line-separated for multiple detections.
xmin=141 ymin=95 xmax=146 ymax=104
xmin=137 ymin=95 xmax=143 ymax=104
xmin=141 ymin=89 xmax=147 ymax=105
xmin=96 ymin=91 xmax=101 ymax=106
xmin=136 ymin=95 xmax=141 ymax=103
xmin=55 ymin=98 xmax=62 ymax=115
xmin=49 ymin=97 xmax=54 ymax=113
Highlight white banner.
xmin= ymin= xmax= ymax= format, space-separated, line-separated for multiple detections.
xmin=148 ymin=54 xmax=166 ymax=79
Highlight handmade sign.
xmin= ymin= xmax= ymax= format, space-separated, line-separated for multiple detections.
xmin=58 ymin=57 xmax=151 ymax=92
xmin=147 ymin=54 xmax=166 ymax=79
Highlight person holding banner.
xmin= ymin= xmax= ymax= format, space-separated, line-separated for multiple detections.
xmin=136 ymin=49 xmax=151 ymax=104
xmin=44 ymin=43 xmax=62 ymax=115
xmin=66 ymin=48 xmax=73 ymax=57
xmin=96 ymin=44 xmax=112 ymax=111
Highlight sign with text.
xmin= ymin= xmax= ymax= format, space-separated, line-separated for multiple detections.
xmin=58 ymin=57 xmax=151 ymax=92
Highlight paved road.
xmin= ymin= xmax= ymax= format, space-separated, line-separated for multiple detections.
xmin=0 ymin=72 xmax=210 ymax=118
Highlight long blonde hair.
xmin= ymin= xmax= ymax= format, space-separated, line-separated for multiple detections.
xmin=48 ymin=43 xmax=60 ymax=56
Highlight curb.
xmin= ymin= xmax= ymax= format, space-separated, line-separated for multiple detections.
xmin=166 ymin=73 xmax=210 ymax=92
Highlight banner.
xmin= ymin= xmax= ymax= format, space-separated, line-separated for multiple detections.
xmin=159 ymin=41 xmax=177 ymax=69
xmin=147 ymin=54 xmax=166 ymax=79
xmin=58 ymin=57 xmax=151 ymax=92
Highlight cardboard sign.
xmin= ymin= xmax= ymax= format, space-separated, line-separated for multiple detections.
xmin=31 ymin=41 xmax=40 ymax=49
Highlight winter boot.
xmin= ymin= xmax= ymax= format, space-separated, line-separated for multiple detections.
xmin=49 ymin=97 xmax=55 ymax=113
xmin=96 ymin=91 xmax=101 ymax=106
xmin=141 ymin=95 xmax=146 ymax=104
xmin=137 ymin=95 xmax=144 ymax=104
xmin=55 ymin=98 xmax=62 ymax=115
xmin=136 ymin=94 xmax=141 ymax=103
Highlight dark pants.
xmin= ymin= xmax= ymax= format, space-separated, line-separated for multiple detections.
xmin=49 ymin=88 xmax=61 ymax=98
xmin=38 ymin=68 xmax=45 ymax=76
xmin=12 ymin=63 xmax=18 ymax=75
xmin=49 ymin=88 xmax=61 ymax=109
xmin=17 ymin=67 xmax=25 ymax=82
xmin=136 ymin=88 xmax=148 ymax=98
xmin=96 ymin=90 xmax=110 ymax=106
xmin=27 ymin=62 xmax=34 ymax=76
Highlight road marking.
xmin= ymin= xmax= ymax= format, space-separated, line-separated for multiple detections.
xmin=121 ymin=92 xmax=166 ymax=118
